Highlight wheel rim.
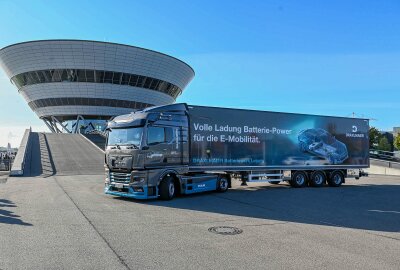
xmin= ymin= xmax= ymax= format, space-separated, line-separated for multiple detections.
xmin=220 ymin=178 xmax=228 ymax=190
xmin=314 ymin=174 xmax=323 ymax=185
xmin=333 ymin=174 xmax=342 ymax=185
xmin=169 ymin=182 xmax=175 ymax=196
xmin=296 ymin=174 xmax=305 ymax=185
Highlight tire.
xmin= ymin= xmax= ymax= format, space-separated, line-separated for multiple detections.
xmin=328 ymin=171 xmax=344 ymax=187
xmin=309 ymin=171 xmax=326 ymax=187
xmin=159 ymin=176 xmax=175 ymax=200
xmin=270 ymin=180 xmax=281 ymax=185
xmin=216 ymin=175 xmax=229 ymax=192
xmin=290 ymin=171 xmax=308 ymax=188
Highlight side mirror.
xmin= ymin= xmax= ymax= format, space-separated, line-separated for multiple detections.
xmin=142 ymin=146 xmax=149 ymax=150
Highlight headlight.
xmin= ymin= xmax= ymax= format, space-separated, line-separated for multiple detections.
xmin=130 ymin=175 xmax=145 ymax=185
xmin=105 ymin=169 xmax=110 ymax=184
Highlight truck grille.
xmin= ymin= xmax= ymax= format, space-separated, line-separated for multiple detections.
xmin=110 ymin=172 xmax=131 ymax=183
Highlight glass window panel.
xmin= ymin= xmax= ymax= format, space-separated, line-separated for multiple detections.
xmin=151 ymin=79 xmax=160 ymax=90
xmin=95 ymin=99 xmax=103 ymax=106
xmin=26 ymin=72 xmax=35 ymax=85
xmin=77 ymin=70 xmax=86 ymax=82
xmin=20 ymin=74 xmax=28 ymax=87
xmin=51 ymin=70 xmax=61 ymax=82
xmin=85 ymin=70 xmax=95 ymax=82
xmin=121 ymin=74 xmax=130 ymax=85
xmin=68 ymin=98 xmax=74 ymax=105
xmin=143 ymin=78 xmax=151 ymax=89
xmin=37 ymin=71 xmax=46 ymax=83
xmin=139 ymin=77 xmax=147 ymax=88
xmin=129 ymin=75 xmax=138 ymax=86
xmin=135 ymin=102 xmax=142 ymax=109
xmin=104 ymin=71 xmax=113 ymax=83
xmin=81 ymin=98 xmax=88 ymax=106
xmin=147 ymin=127 xmax=165 ymax=145
xmin=95 ymin=70 xmax=104 ymax=83
xmin=12 ymin=76 xmax=22 ymax=88
xmin=136 ymin=76 xmax=144 ymax=87
xmin=112 ymin=72 xmax=122 ymax=84
xmin=42 ymin=70 xmax=51 ymax=82
xmin=165 ymin=128 xmax=174 ymax=142
xmin=60 ymin=70 xmax=68 ymax=81
xmin=157 ymin=81 xmax=166 ymax=92
xmin=66 ymin=69 xmax=77 ymax=82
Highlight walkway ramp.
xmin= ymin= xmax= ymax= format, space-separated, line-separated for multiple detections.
xmin=45 ymin=133 xmax=104 ymax=175
xmin=22 ymin=132 xmax=104 ymax=177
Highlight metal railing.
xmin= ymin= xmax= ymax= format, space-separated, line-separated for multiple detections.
xmin=0 ymin=158 xmax=14 ymax=171
xmin=369 ymin=149 xmax=400 ymax=162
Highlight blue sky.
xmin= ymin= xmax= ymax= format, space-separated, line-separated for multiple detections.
xmin=0 ymin=0 xmax=399 ymax=146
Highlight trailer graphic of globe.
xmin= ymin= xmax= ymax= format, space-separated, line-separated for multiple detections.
xmin=298 ymin=128 xmax=348 ymax=164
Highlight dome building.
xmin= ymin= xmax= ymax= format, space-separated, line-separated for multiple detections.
xmin=0 ymin=40 xmax=194 ymax=133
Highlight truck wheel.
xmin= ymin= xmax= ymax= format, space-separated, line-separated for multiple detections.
xmin=159 ymin=176 xmax=175 ymax=200
xmin=290 ymin=171 xmax=308 ymax=188
xmin=216 ymin=176 xmax=229 ymax=192
xmin=309 ymin=171 xmax=326 ymax=187
xmin=328 ymin=171 xmax=344 ymax=187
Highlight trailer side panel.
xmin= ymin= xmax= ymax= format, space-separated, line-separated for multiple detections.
xmin=188 ymin=106 xmax=369 ymax=169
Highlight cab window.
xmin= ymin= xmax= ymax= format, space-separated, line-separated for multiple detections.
xmin=147 ymin=127 xmax=175 ymax=145
xmin=147 ymin=127 xmax=165 ymax=145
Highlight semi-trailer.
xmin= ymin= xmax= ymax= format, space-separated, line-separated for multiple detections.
xmin=104 ymin=103 xmax=369 ymax=200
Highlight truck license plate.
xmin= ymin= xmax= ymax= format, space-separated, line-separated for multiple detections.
xmin=115 ymin=183 xmax=124 ymax=189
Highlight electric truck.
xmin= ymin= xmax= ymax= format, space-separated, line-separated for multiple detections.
xmin=104 ymin=103 xmax=369 ymax=200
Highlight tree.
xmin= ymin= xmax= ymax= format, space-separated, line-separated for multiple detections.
xmin=369 ymin=127 xmax=381 ymax=149
xmin=378 ymin=137 xmax=391 ymax=151
xmin=394 ymin=134 xmax=400 ymax=151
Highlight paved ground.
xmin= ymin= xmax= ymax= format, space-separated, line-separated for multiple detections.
xmin=0 ymin=175 xmax=399 ymax=270
xmin=0 ymin=171 xmax=8 ymax=184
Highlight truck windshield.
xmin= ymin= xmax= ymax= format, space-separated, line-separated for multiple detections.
xmin=107 ymin=127 xmax=143 ymax=147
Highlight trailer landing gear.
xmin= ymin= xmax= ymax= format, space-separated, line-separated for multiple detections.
xmin=240 ymin=173 xmax=248 ymax=186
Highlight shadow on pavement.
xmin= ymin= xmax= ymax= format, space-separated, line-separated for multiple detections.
xmin=116 ymin=182 xmax=400 ymax=233
xmin=0 ymin=199 xmax=32 ymax=226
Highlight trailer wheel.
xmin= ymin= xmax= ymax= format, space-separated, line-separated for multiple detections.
xmin=290 ymin=171 xmax=308 ymax=188
xmin=216 ymin=175 xmax=229 ymax=192
xmin=309 ymin=171 xmax=326 ymax=187
xmin=328 ymin=171 xmax=344 ymax=187
xmin=159 ymin=176 xmax=175 ymax=200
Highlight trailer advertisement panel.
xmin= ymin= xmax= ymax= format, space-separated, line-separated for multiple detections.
xmin=188 ymin=106 xmax=369 ymax=168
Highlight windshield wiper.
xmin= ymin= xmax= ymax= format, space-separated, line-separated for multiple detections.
xmin=110 ymin=143 xmax=139 ymax=149
xmin=122 ymin=143 xmax=140 ymax=149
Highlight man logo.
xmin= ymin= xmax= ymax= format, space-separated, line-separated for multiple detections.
xmin=352 ymin=126 xmax=358 ymax=133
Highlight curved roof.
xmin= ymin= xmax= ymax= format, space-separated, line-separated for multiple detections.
xmin=0 ymin=40 xmax=195 ymax=124
xmin=0 ymin=40 xmax=195 ymax=90
xmin=0 ymin=39 xmax=195 ymax=74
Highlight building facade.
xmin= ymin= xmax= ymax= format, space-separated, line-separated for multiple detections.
xmin=0 ymin=40 xmax=194 ymax=133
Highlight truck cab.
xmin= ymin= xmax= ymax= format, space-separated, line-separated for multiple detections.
xmin=105 ymin=104 xmax=205 ymax=199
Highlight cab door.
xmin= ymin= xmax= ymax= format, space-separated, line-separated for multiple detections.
xmin=144 ymin=126 xmax=180 ymax=167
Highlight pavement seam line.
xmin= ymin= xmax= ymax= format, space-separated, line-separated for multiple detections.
xmin=53 ymin=177 xmax=131 ymax=270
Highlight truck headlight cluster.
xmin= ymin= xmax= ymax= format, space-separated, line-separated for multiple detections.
xmin=130 ymin=175 xmax=145 ymax=185
xmin=104 ymin=168 xmax=110 ymax=184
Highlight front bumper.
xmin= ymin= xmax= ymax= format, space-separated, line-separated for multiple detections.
xmin=104 ymin=184 xmax=158 ymax=199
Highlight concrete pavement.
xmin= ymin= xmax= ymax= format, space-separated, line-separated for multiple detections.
xmin=0 ymin=174 xmax=399 ymax=269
